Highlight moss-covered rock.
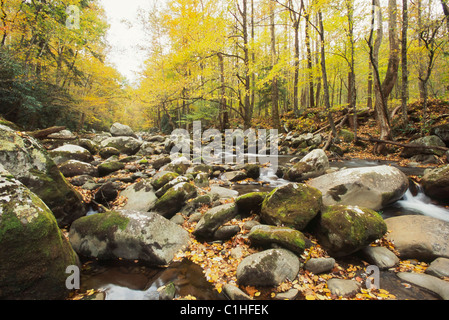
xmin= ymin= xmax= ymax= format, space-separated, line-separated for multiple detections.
xmin=0 ymin=125 xmax=86 ymax=227
xmin=100 ymin=136 xmax=142 ymax=155
xmin=0 ymin=165 xmax=79 ymax=299
xmin=151 ymin=171 xmax=179 ymax=191
xmin=69 ymin=210 xmax=190 ymax=265
xmin=235 ymin=191 xmax=268 ymax=215
xmin=98 ymin=160 xmax=125 ymax=177
xmin=153 ymin=182 xmax=198 ymax=218
xmin=421 ymin=165 xmax=449 ymax=203
xmin=49 ymin=144 xmax=93 ymax=165
xmin=248 ymin=225 xmax=307 ymax=255
xmin=260 ymin=183 xmax=322 ymax=231
xmin=315 ymin=205 xmax=387 ymax=257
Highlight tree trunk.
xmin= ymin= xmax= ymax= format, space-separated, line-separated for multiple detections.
xmin=318 ymin=10 xmax=337 ymax=138
xmin=270 ymin=1 xmax=281 ymax=130
xmin=401 ymin=0 xmax=409 ymax=126
xmin=305 ymin=8 xmax=315 ymax=110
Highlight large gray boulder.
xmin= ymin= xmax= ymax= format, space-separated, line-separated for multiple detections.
xmin=0 ymin=165 xmax=79 ymax=299
xmin=397 ymin=272 xmax=449 ymax=300
xmin=308 ymin=165 xmax=409 ymax=211
xmin=0 ymin=125 xmax=86 ymax=227
xmin=69 ymin=210 xmax=190 ymax=265
xmin=400 ymin=135 xmax=447 ymax=158
xmin=386 ymin=215 xmax=449 ymax=261
xmin=236 ymin=249 xmax=300 ymax=287
xmin=120 ymin=180 xmax=157 ymax=212
xmin=152 ymin=182 xmax=197 ymax=218
xmin=110 ymin=122 xmax=137 ymax=138
xmin=193 ymin=203 xmax=237 ymax=239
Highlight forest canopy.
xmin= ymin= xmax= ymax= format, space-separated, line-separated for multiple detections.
xmin=0 ymin=0 xmax=448 ymax=143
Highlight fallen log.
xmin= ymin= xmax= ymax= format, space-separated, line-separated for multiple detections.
xmin=27 ymin=126 xmax=67 ymax=139
xmin=356 ymin=135 xmax=449 ymax=152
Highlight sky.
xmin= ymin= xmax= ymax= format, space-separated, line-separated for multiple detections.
xmin=98 ymin=0 xmax=156 ymax=85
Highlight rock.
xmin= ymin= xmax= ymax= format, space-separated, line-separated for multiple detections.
xmin=421 ymin=165 xmax=449 ymax=203
xmin=235 ymin=191 xmax=267 ymax=215
xmin=432 ymin=123 xmax=449 ymax=145
xmin=361 ymin=246 xmax=400 ymax=270
xmin=222 ymin=170 xmax=247 ymax=182
xmin=49 ymin=144 xmax=94 ymax=165
xmin=100 ymin=136 xmax=142 ymax=155
xmin=275 ymin=288 xmax=299 ymax=300
xmin=327 ymin=279 xmax=361 ymax=297
xmin=0 ymin=125 xmax=86 ymax=227
xmin=426 ymin=258 xmax=449 ymax=278
xmin=400 ymin=135 xmax=447 ymax=158
xmin=110 ymin=123 xmax=136 ymax=138
xmin=136 ymin=142 xmax=155 ymax=156
xmin=77 ymin=138 xmax=99 ymax=155
xmin=316 ymin=205 xmax=387 ymax=257
xmin=284 ymin=149 xmax=329 ymax=182
xmin=248 ymin=225 xmax=307 ymax=255
xmin=99 ymin=147 xmax=120 ymax=159
xmin=236 ymin=249 xmax=300 ymax=287
xmin=170 ymin=214 xmax=185 ymax=225
xmin=194 ymin=172 xmax=209 ymax=188
xmin=291 ymin=133 xmax=313 ymax=148
xmin=158 ymin=282 xmax=176 ymax=300
xmin=397 ymin=272 xmax=449 ymax=300
xmin=146 ymin=135 xmax=166 ymax=143
xmin=155 ymin=176 xmax=191 ymax=198
xmin=338 ymin=129 xmax=355 ymax=143
xmin=222 ymin=284 xmax=252 ymax=300
xmin=193 ymin=203 xmax=237 ymax=239
xmin=304 ymin=258 xmax=336 ymax=274
xmin=213 ymin=225 xmax=240 ymax=241
xmin=98 ymin=160 xmax=125 ymax=177
xmin=308 ymin=166 xmax=409 ymax=211
xmin=209 ymin=185 xmax=239 ymax=199
xmin=260 ymin=183 xmax=322 ymax=231
xmin=59 ymin=160 xmax=98 ymax=178
xmin=69 ymin=210 xmax=190 ymax=265
xmin=47 ymin=129 xmax=76 ymax=140
xmin=386 ymin=215 xmax=449 ymax=261
xmin=0 ymin=165 xmax=79 ymax=299
xmin=94 ymin=181 xmax=120 ymax=205
xmin=245 ymin=164 xmax=260 ymax=179
xmin=120 ymin=180 xmax=157 ymax=212
xmin=152 ymin=182 xmax=198 ymax=218
xmin=150 ymin=156 xmax=171 ymax=170
xmin=151 ymin=171 xmax=179 ymax=191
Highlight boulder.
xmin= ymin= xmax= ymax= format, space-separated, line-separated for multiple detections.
xmin=236 ymin=249 xmax=300 ymax=287
xmin=209 ymin=185 xmax=239 ymax=199
xmin=155 ymin=175 xmax=191 ymax=198
xmin=47 ymin=129 xmax=76 ymax=140
xmin=397 ymin=272 xmax=449 ymax=300
xmin=99 ymin=147 xmax=120 ymax=159
xmin=152 ymin=182 xmax=197 ymax=218
xmin=110 ymin=123 xmax=137 ymax=138
xmin=327 ymin=279 xmax=361 ymax=297
xmin=244 ymin=164 xmax=260 ymax=179
xmin=120 ymin=180 xmax=157 ymax=212
xmin=235 ymin=191 xmax=268 ymax=215
xmin=385 ymin=215 xmax=449 ymax=261
xmin=151 ymin=171 xmax=179 ymax=191
xmin=100 ymin=136 xmax=142 ymax=155
xmin=315 ymin=205 xmax=387 ymax=257
xmin=284 ymin=149 xmax=329 ymax=182
xmin=0 ymin=165 xmax=79 ymax=299
xmin=308 ymin=166 xmax=409 ymax=211
xmin=77 ymin=138 xmax=99 ymax=155
xmin=304 ymin=258 xmax=336 ymax=274
xmin=194 ymin=172 xmax=209 ymax=188
xmin=260 ymin=183 xmax=322 ymax=231
xmin=193 ymin=203 xmax=237 ymax=239
xmin=421 ymin=165 xmax=449 ymax=203
xmin=361 ymin=246 xmax=400 ymax=270
xmin=432 ymin=124 xmax=449 ymax=145
xmin=49 ymin=144 xmax=94 ymax=165
xmin=400 ymin=135 xmax=447 ymax=158
xmin=222 ymin=284 xmax=252 ymax=300
xmin=0 ymin=125 xmax=86 ymax=227
xmin=97 ymin=160 xmax=125 ymax=177
xmin=59 ymin=160 xmax=98 ymax=178
xmin=426 ymin=258 xmax=449 ymax=278
xmin=222 ymin=171 xmax=247 ymax=182
xmin=94 ymin=181 xmax=120 ymax=205
xmin=69 ymin=210 xmax=190 ymax=265
xmin=248 ymin=225 xmax=307 ymax=255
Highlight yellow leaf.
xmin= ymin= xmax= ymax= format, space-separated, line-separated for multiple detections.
xmin=305 ymin=295 xmax=316 ymax=300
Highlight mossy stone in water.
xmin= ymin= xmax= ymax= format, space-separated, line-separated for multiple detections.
xmin=248 ymin=225 xmax=307 ymax=255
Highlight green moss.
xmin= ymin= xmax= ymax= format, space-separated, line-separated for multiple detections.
xmin=98 ymin=161 xmax=125 ymax=177
xmin=72 ymin=211 xmax=130 ymax=241
xmin=151 ymin=172 xmax=179 ymax=190
xmin=249 ymin=225 xmax=306 ymax=254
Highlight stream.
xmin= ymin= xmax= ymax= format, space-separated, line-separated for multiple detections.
xmin=79 ymin=158 xmax=449 ymax=300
